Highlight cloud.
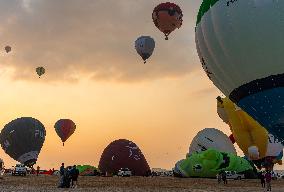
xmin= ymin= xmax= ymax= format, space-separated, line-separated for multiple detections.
xmin=0 ymin=0 xmax=203 ymax=83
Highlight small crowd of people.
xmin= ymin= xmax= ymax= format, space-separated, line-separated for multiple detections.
xmin=58 ymin=163 xmax=79 ymax=188
xmin=260 ymin=170 xmax=272 ymax=191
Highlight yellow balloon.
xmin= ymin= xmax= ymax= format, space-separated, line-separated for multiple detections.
xmin=217 ymin=97 xmax=268 ymax=160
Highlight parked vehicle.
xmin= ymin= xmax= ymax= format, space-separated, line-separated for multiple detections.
xmin=117 ymin=168 xmax=132 ymax=177
xmin=226 ymin=171 xmax=244 ymax=180
xmin=12 ymin=164 xmax=27 ymax=176
xmin=217 ymin=171 xmax=244 ymax=180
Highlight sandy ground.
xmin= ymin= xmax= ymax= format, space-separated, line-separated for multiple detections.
xmin=0 ymin=175 xmax=283 ymax=192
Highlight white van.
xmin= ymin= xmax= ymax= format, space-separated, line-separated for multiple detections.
xmin=12 ymin=164 xmax=27 ymax=176
xmin=225 ymin=171 xmax=244 ymax=180
xmin=117 ymin=168 xmax=132 ymax=177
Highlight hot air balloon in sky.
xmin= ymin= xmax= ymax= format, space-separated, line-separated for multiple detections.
xmin=188 ymin=128 xmax=236 ymax=156
xmin=36 ymin=67 xmax=45 ymax=78
xmin=54 ymin=119 xmax=76 ymax=146
xmin=152 ymin=2 xmax=183 ymax=40
xmin=195 ymin=1 xmax=284 ymax=143
xmin=4 ymin=46 xmax=11 ymax=53
xmin=0 ymin=117 xmax=46 ymax=167
xmin=135 ymin=36 xmax=155 ymax=64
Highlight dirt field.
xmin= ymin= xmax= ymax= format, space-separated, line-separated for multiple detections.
xmin=0 ymin=175 xmax=284 ymax=192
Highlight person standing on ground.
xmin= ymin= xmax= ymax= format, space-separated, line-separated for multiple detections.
xmin=70 ymin=165 xmax=79 ymax=188
xmin=217 ymin=173 xmax=222 ymax=184
xmin=58 ymin=163 xmax=65 ymax=188
xmin=36 ymin=166 xmax=40 ymax=176
xmin=64 ymin=166 xmax=72 ymax=188
xmin=265 ymin=170 xmax=272 ymax=191
xmin=260 ymin=172 xmax=266 ymax=188
xmin=222 ymin=171 xmax=227 ymax=184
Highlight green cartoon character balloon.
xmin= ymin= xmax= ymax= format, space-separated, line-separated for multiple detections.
xmin=176 ymin=149 xmax=252 ymax=178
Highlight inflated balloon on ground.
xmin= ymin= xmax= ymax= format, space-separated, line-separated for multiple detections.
xmin=176 ymin=149 xmax=253 ymax=178
xmin=98 ymin=139 xmax=150 ymax=176
xmin=188 ymin=128 xmax=236 ymax=156
xmin=217 ymin=96 xmax=268 ymax=160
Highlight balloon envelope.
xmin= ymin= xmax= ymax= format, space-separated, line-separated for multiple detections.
xmin=4 ymin=46 xmax=11 ymax=53
xmin=98 ymin=139 xmax=150 ymax=176
xmin=195 ymin=1 xmax=284 ymax=142
xmin=266 ymin=134 xmax=283 ymax=157
xmin=152 ymin=2 xmax=183 ymax=39
xmin=188 ymin=128 xmax=236 ymax=156
xmin=54 ymin=119 xmax=76 ymax=145
xmin=177 ymin=149 xmax=252 ymax=178
xmin=0 ymin=117 xmax=46 ymax=167
xmin=135 ymin=36 xmax=155 ymax=63
xmin=217 ymin=97 xmax=268 ymax=160
xmin=36 ymin=67 xmax=45 ymax=77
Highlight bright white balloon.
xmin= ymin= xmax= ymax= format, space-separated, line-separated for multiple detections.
xmin=188 ymin=128 xmax=236 ymax=156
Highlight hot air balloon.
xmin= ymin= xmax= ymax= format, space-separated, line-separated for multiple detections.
xmin=54 ymin=119 xmax=76 ymax=146
xmin=217 ymin=96 xmax=268 ymax=160
xmin=0 ymin=117 xmax=46 ymax=167
xmin=176 ymin=149 xmax=253 ymax=178
xmin=173 ymin=159 xmax=185 ymax=177
xmin=36 ymin=67 xmax=45 ymax=78
xmin=135 ymin=36 xmax=155 ymax=64
xmin=195 ymin=1 xmax=284 ymax=143
xmin=98 ymin=139 xmax=151 ymax=176
xmin=188 ymin=128 xmax=236 ymax=156
xmin=152 ymin=2 xmax=183 ymax=40
xmin=4 ymin=46 xmax=11 ymax=53
xmin=217 ymin=96 xmax=283 ymax=167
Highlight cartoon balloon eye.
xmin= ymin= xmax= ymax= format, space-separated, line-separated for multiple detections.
xmin=193 ymin=164 xmax=203 ymax=172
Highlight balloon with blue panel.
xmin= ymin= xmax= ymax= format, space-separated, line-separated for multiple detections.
xmin=195 ymin=0 xmax=284 ymax=142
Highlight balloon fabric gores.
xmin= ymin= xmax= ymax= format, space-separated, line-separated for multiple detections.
xmin=188 ymin=128 xmax=236 ymax=156
xmin=196 ymin=0 xmax=284 ymax=143
xmin=135 ymin=36 xmax=155 ymax=64
xmin=0 ymin=117 xmax=46 ymax=167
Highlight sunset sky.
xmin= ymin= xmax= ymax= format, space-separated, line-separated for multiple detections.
xmin=0 ymin=0 xmax=281 ymax=170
